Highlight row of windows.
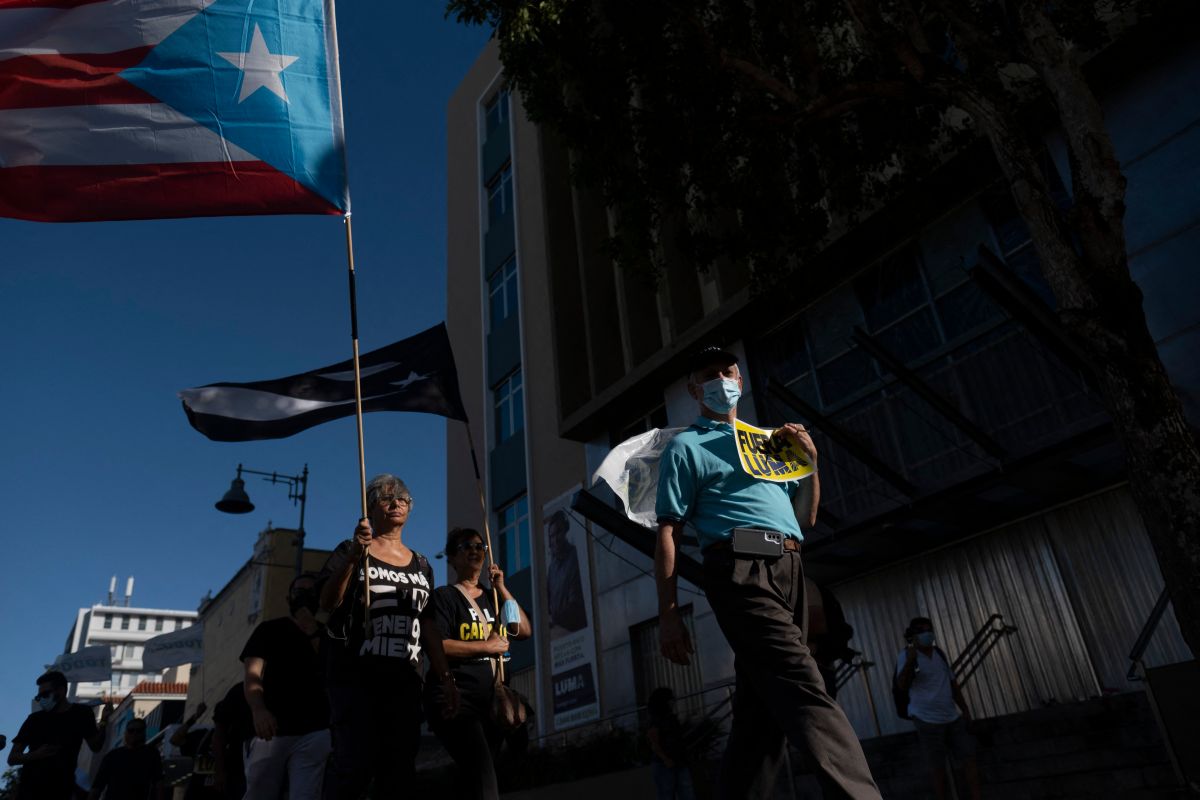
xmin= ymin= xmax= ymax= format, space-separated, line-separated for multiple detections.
xmin=766 ymin=187 xmax=1056 ymax=413
xmin=100 ymin=615 xmax=189 ymax=632
xmin=109 ymin=644 xmax=142 ymax=660
xmin=84 ymin=672 xmax=161 ymax=689
xmin=483 ymin=90 xmax=531 ymax=577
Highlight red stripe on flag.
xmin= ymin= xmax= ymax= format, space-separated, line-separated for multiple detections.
xmin=0 ymin=0 xmax=108 ymax=7
xmin=0 ymin=48 xmax=155 ymax=110
xmin=0 ymin=162 xmax=341 ymax=222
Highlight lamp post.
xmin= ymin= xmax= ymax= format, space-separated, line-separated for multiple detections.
xmin=216 ymin=464 xmax=309 ymax=577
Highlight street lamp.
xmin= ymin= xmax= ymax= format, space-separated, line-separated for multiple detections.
xmin=216 ymin=464 xmax=309 ymax=576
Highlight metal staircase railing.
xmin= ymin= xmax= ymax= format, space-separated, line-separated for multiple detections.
xmin=1126 ymin=587 xmax=1171 ymax=681
xmin=951 ymin=613 xmax=1018 ymax=688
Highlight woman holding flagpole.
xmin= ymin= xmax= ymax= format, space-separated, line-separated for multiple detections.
xmin=319 ymin=474 xmax=459 ymax=799
xmin=424 ymin=527 xmax=531 ymax=800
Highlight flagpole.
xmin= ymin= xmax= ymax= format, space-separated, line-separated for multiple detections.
xmin=464 ymin=422 xmax=506 ymax=681
xmin=344 ymin=213 xmax=371 ymax=633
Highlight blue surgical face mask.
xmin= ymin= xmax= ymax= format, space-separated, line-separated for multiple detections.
xmin=915 ymin=631 xmax=936 ymax=648
xmin=36 ymin=694 xmax=57 ymax=712
xmin=700 ymin=377 xmax=741 ymax=414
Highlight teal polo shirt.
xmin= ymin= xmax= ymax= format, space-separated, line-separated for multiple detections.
xmin=655 ymin=416 xmax=804 ymax=551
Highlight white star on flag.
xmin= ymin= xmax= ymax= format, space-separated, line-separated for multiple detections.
xmin=218 ymin=24 xmax=299 ymax=103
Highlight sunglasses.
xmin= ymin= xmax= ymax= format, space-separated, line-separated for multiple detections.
xmin=376 ymin=495 xmax=413 ymax=507
xmin=456 ymin=542 xmax=488 ymax=553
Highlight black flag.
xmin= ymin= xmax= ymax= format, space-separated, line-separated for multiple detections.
xmin=180 ymin=323 xmax=468 ymax=441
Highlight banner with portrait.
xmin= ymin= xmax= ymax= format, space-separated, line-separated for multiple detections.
xmin=543 ymin=486 xmax=601 ymax=729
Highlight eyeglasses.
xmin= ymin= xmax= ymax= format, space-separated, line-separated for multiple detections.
xmin=376 ymin=495 xmax=413 ymax=507
xmin=456 ymin=542 xmax=488 ymax=553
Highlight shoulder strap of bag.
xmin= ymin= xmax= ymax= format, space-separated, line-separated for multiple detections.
xmin=454 ymin=584 xmax=501 ymax=677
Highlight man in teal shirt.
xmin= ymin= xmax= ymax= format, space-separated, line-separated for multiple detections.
xmin=655 ymin=347 xmax=880 ymax=800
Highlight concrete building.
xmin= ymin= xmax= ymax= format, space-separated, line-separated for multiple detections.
xmin=446 ymin=20 xmax=1198 ymax=767
xmin=62 ymin=577 xmax=198 ymax=703
xmin=182 ymin=526 xmax=331 ymax=721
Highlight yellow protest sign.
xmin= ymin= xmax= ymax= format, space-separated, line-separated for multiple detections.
xmin=734 ymin=419 xmax=816 ymax=483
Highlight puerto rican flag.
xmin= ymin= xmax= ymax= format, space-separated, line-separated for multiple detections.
xmin=0 ymin=0 xmax=349 ymax=222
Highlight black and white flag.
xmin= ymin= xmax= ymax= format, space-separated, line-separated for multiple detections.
xmin=180 ymin=323 xmax=468 ymax=441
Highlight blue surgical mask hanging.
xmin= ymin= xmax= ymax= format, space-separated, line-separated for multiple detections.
xmin=701 ymin=377 xmax=741 ymax=414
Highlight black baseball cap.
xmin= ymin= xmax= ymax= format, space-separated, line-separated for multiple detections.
xmin=688 ymin=345 xmax=738 ymax=375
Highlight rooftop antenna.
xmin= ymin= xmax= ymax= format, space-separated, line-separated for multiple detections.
xmin=107 ymin=576 xmax=116 ymax=606
xmin=124 ymin=576 xmax=134 ymax=607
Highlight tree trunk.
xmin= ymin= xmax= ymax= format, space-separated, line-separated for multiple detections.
xmin=947 ymin=48 xmax=1200 ymax=660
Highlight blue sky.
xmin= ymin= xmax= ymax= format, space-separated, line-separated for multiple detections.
xmin=0 ymin=6 xmax=490 ymax=746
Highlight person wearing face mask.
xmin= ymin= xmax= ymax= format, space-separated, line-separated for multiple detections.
xmin=655 ymin=346 xmax=881 ymax=800
xmin=88 ymin=717 xmax=165 ymax=800
xmin=8 ymin=670 xmax=108 ymax=800
xmin=238 ymin=572 xmax=331 ymax=800
xmin=895 ymin=617 xmax=981 ymax=800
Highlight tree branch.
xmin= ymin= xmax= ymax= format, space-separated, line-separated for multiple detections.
xmin=1012 ymin=0 xmax=1126 ymax=233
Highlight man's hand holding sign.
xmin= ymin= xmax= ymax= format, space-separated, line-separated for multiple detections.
xmin=652 ymin=346 xmax=881 ymax=798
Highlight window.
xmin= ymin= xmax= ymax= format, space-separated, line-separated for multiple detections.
xmin=489 ymin=256 xmax=519 ymax=331
xmin=124 ymin=645 xmax=136 ymax=658
xmin=154 ymin=617 xmax=164 ymax=632
xmin=120 ymin=616 xmax=129 ymax=630
xmin=485 ymin=87 xmax=510 ymax=139
xmin=137 ymin=616 xmax=147 ymax=631
xmin=497 ymin=495 xmax=531 ymax=573
xmin=493 ymin=369 xmax=524 ymax=443
xmin=614 ymin=405 xmax=669 ymax=446
xmin=487 ymin=164 xmax=513 ymax=226
xmin=101 ymin=615 xmax=112 ymax=630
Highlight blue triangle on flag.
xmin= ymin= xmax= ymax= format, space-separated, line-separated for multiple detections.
xmin=121 ymin=0 xmax=348 ymax=211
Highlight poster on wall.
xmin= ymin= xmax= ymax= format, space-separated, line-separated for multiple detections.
xmin=543 ymin=485 xmax=601 ymax=729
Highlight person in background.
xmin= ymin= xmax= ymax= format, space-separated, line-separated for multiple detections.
xmin=8 ymin=670 xmax=109 ymax=800
xmin=169 ymin=703 xmax=216 ymax=800
xmin=88 ymin=717 xmax=164 ymax=800
xmin=645 ymin=688 xmax=695 ymax=800
xmin=211 ymin=683 xmax=252 ymax=799
xmin=425 ymin=527 xmax=532 ymax=800
xmin=895 ymin=616 xmax=982 ymax=800
xmin=318 ymin=473 xmax=459 ymax=799
xmin=240 ymin=573 xmax=330 ymax=800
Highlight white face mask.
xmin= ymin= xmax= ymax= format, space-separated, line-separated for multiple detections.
xmin=700 ymin=377 xmax=741 ymax=414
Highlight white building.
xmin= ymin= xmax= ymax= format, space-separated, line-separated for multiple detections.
xmin=61 ymin=577 xmax=198 ymax=701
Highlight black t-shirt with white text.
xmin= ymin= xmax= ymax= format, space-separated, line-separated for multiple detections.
xmin=93 ymin=744 xmax=163 ymax=800
xmin=323 ymin=545 xmax=435 ymax=685
xmin=239 ymin=617 xmax=330 ymax=736
xmin=425 ymin=585 xmax=499 ymax=713
xmin=13 ymin=703 xmax=97 ymax=798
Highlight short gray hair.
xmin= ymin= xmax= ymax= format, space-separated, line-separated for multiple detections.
xmin=366 ymin=474 xmax=412 ymax=509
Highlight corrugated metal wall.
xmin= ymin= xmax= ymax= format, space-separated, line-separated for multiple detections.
xmin=831 ymin=486 xmax=1191 ymax=739
xmin=630 ymin=608 xmax=706 ymax=718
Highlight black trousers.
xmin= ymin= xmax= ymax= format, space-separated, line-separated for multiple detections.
xmin=324 ymin=676 xmax=422 ymax=800
xmin=702 ymin=548 xmax=881 ymax=800
xmin=430 ymin=706 xmax=503 ymax=800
